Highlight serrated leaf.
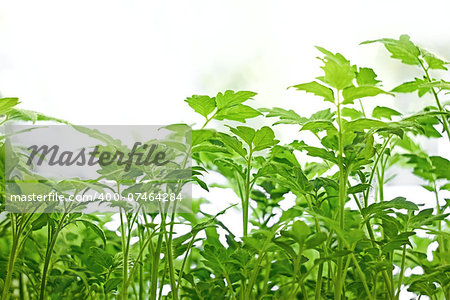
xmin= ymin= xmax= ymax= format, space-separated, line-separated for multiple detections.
xmin=341 ymin=107 xmax=364 ymax=119
xmin=104 ymin=278 xmax=122 ymax=293
xmin=215 ymin=90 xmax=257 ymax=109
xmin=76 ymin=219 xmax=107 ymax=247
xmin=9 ymin=108 xmax=67 ymax=124
xmin=252 ymin=126 xmax=279 ymax=151
xmin=344 ymin=118 xmax=387 ymax=132
xmin=314 ymin=46 xmax=356 ymax=90
xmin=0 ymin=98 xmax=20 ymax=115
xmin=421 ymin=48 xmax=448 ymax=70
xmin=372 ymin=106 xmax=402 ymax=120
xmin=347 ymin=183 xmax=370 ymax=194
xmin=356 ymin=67 xmax=381 ymax=86
xmin=391 ymin=78 xmax=430 ymax=97
xmin=430 ymin=156 xmax=450 ymax=180
xmin=185 ymin=95 xmax=216 ymax=118
xmin=362 ymin=34 xmax=420 ymax=65
xmin=261 ymin=107 xmax=307 ymax=125
xmin=216 ymin=132 xmax=247 ymax=158
xmin=362 ymin=197 xmax=419 ymax=216
xmin=342 ymin=86 xmax=392 ymax=104
xmin=310 ymin=108 xmax=335 ymax=121
xmin=291 ymin=81 xmax=334 ymax=102
xmin=301 ymin=120 xmax=337 ymax=134
xmin=300 ymin=146 xmax=337 ymax=164
xmin=228 ymin=126 xmax=256 ymax=146
xmin=192 ymin=129 xmax=215 ymax=145
xmin=214 ymin=104 xmax=261 ymax=122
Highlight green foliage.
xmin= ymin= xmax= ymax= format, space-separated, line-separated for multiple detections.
xmin=1 ymin=36 xmax=450 ymax=300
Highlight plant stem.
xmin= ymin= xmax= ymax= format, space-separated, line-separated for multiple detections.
xmin=432 ymin=182 xmax=446 ymax=255
xmin=2 ymin=231 xmax=19 ymax=300
xmin=395 ymin=214 xmax=410 ymax=300
xmin=419 ymin=60 xmax=450 ymax=141
xmin=39 ymin=213 xmax=66 ymax=300
xmin=176 ymin=232 xmax=197 ymax=291
xmin=363 ymin=136 xmax=392 ymax=207
xmin=243 ymin=149 xmax=253 ymax=237
xmin=350 ymin=253 xmax=374 ymax=300
xmin=335 ymin=94 xmax=347 ymax=300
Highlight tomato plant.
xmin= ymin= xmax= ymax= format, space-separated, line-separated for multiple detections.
xmin=0 ymin=35 xmax=449 ymax=299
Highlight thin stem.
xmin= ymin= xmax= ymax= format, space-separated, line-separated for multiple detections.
xmin=350 ymin=253 xmax=374 ymax=300
xmin=432 ymin=182 xmax=446 ymax=254
xmin=2 ymin=231 xmax=19 ymax=300
xmin=395 ymin=213 xmax=410 ymax=300
xmin=363 ymin=135 xmax=392 ymax=207
xmin=335 ymin=92 xmax=347 ymax=300
xmin=175 ymin=233 xmax=197 ymax=291
xmin=39 ymin=213 xmax=67 ymax=300
xmin=419 ymin=59 xmax=450 ymax=141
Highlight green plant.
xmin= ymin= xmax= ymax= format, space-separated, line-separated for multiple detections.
xmin=0 ymin=35 xmax=449 ymax=300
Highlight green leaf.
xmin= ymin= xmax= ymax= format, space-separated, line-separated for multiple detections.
xmin=228 ymin=126 xmax=256 ymax=146
xmin=343 ymin=229 xmax=365 ymax=245
xmin=9 ymin=109 xmax=67 ymax=124
xmin=216 ymin=132 xmax=247 ymax=158
xmin=381 ymin=240 xmax=409 ymax=253
xmin=440 ymin=183 xmax=450 ymax=191
xmin=214 ymin=104 xmax=261 ymax=122
xmin=305 ymin=232 xmax=327 ymax=249
xmin=252 ymin=126 xmax=279 ymax=151
xmin=85 ymin=247 xmax=113 ymax=273
xmin=356 ymin=67 xmax=381 ymax=86
xmin=344 ymin=118 xmax=386 ymax=132
xmin=31 ymin=214 xmax=48 ymax=231
xmin=301 ymin=120 xmax=337 ymax=134
xmin=200 ymin=244 xmax=228 ymax=275
xmin=421 ymin=48 xmax=448 ymax=70
xmin=215 ymin=90 xmax=257 ymax=109
xmin=72 ymin=125 xmax=123 ymax=148
xmin=372 ymin=106 xmax=402 ymax=120
xmin=0 ymin=98 xmax=20 ymax=115
xmin=300 ymin=146 xmax=337 ymax=164
xmin=273 ymin=240 xmax=296 ymax=258
xmin=391 ymin=78 xmax=430 ymax=97
xmin=361 ymin=34 xmax=420 ymax=65
xmin=185 ymin=95 xmax=216 ymax=118
xmin=192 ymin=129 xmax=215 ymax=145
xmin=347 ymin=183 xmax=370 ymax=194
xmin=261 ymin=107 xmax=307 ymax=125
xmin=192 ymin=143 xmax=228 ymax=154
xmin=430 ymin=156 xmax=450 ymax=180
xmin=310 ymin=108 xmax=335 ymax=121
xmin=291 ymin=81 xmax=334 ymax=102
xmin=362 ymin=197 xmax=419 ymax=216
xmin=76 ymin=219 xmax=107 ymax=247
xmin=342 ymin=86 xmax=392 ymax=105
xmin=341 ymin=107 xmax=364 ymax=119
xmin=316 ymin=46 xmax=355 ymax=90
xmin=291 ymin=220 xmax=311 ymax=244
xmin=104 ymin=278 xmax=122 ymax=293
